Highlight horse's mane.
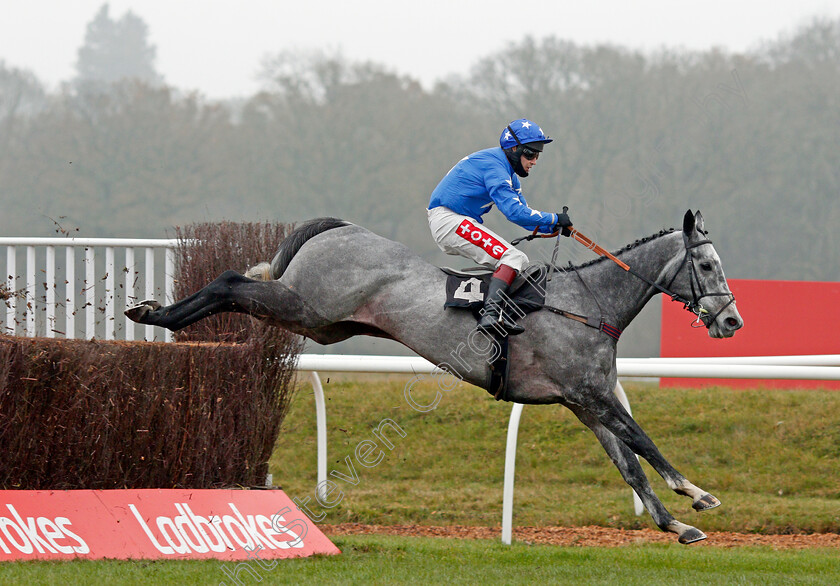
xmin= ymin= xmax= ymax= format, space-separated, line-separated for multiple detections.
xmin=564 ymin=228 xmax=677 ymax=270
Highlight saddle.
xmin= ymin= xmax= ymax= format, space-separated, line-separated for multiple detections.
xmin=440 ymin=264 xmax=548 ymax=401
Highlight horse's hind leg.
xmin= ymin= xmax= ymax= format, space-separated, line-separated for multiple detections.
xmin=126 ymin=270 xmax=241 ymax=330
xmin=589 ymin=393 xmax=721 ymax=513
xmin=568 ymin=405 xmax=707 ymax=544
xmin=126 ymin=270 xmax=328 ymax=332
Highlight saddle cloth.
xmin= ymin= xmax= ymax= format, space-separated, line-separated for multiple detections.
xmin=440 ymin=265 xmax=547 ymax=402
xmin=441 ymin=264 xmax=547 ymax=317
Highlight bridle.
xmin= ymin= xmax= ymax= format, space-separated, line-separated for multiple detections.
xmin=661 ymin=236 xmax=737 ymax=328
xmin=579 ymin=234 xmax=737 ymax=330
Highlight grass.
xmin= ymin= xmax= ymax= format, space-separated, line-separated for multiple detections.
xmin=2 ymin=536 xmax=838 ymax=585
xmin=270 ymin=375 xmax=840 ymax=534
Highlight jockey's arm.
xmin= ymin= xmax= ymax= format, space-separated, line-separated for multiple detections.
xmin=488 ymin=179 xmax=557 ymax=234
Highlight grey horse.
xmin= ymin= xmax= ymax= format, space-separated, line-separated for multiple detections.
xmin=127 ymin=210 xmax=743 ymax=544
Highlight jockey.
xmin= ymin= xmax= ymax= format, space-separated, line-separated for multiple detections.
xmin=428 ymin=118 xmax=572 ymax=336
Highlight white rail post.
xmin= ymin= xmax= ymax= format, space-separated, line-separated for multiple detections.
xmin=85 ymin=247 xmax=96 ymax=339
xmin=613 ymin=381 xmax=645 ymax=516
xmin=5 ymin=246 xmax=16 ymax=335
xmin=164 ymin=246 xmax=175 ymax=343
xmin=288 ymin=353 xmax=840 ymax=545
xmin=26 ymin=246 xmax=35 ymax=337
xmin=309 ymin=371 xmax=328 ymax=499
xmin=145 ymin=247 xmax=155 ymax=341
xmin=105 ymin=246 xmax=115 ymax=340
xmin=65 ymin=247 xmax=75 ymax=339
xmin=124 ymin=248 xmax=135 ymax=341
xmin=45 ymin=246 xmax=56 ymax=337
xmin=501 ymin=402 xmax=524 ymax=545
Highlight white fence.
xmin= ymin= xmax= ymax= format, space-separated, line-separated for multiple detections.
xmin=2 ymin=237 xmax=839 ymax=544
xmin=1 ymin=237 xmax=177 ymax=342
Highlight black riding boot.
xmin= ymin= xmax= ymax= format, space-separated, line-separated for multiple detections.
xmin=476 ymin=276 xmax=525 ymax=336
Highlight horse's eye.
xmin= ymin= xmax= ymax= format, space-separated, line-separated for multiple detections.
xmin=700 ymin=262 xmax=713 ymax=271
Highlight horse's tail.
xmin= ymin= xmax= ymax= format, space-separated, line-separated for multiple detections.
xmin=245 ymin=217 xmax=349 ymax=281
xmin=243 ymin=262 xmax=273 ymax=281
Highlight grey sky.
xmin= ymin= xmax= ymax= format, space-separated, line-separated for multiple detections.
xmin=1 ymin=0 xmax=838 ymax=99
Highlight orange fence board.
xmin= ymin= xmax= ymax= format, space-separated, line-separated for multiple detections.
xmin=0 ymin=489 xmax=339 ymax=561
xmin=660 ymin=279 xmax=840 ymax=389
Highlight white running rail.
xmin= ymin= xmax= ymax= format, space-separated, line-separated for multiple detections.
xmin=294 ymin=353 xmax=840 ymax=544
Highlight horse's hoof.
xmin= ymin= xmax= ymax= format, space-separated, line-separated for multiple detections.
xmin=692 ymin=493 xmax=721 ymax=512
xmin=678 ymin=527 xmax=707 ymax=544
xmin=124 ymin=300 xmax=161 ymax=323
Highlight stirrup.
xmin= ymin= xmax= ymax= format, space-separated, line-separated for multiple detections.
xmin=477 ymin=313 xmax=525 ymax=337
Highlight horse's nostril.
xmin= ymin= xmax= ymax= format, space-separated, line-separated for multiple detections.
xmin=725 ymin=317 xmax=741 ymax=329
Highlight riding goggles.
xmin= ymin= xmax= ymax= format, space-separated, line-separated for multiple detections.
xmin=521 ymin=146 xmax=540 ymax=160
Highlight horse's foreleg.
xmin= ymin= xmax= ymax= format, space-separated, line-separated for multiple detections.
xmin=590 ymin=393 xmax=721 ymax=513
xmin=126 ymin=270 xmax=329 ymax=332
xmin=569 ymin=405 xmax=707 ymax=544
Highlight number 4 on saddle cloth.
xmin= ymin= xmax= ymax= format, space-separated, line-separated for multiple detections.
xmin=442 ymin=265 xmax=547 ymax=317
xmin=441 ymin=265 xmax=548 ymax=401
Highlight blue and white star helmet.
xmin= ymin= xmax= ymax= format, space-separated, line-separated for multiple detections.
xmin=499 ymin=118 xmax=553 ymax=151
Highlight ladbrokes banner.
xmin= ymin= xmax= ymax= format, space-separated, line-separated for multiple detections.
xmin=0 ymin=489 xmax=339 ymax=561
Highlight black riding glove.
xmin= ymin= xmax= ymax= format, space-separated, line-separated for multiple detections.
xmin=553 ymin=208 xmax=573 ymax=237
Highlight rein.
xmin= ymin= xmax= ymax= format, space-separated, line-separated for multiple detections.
xmin=515 ymin=227 xmax=736 ymax=333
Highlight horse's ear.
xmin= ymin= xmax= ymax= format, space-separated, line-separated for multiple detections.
xmin=683 ymin=210 xmax=695 ymax=236
xmin=694 ymin=211 xmax=706 ymax=234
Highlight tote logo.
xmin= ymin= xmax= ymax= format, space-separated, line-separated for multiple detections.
xmin=457 ymin=219 xmax=508 ymax=259
xmin=0 ymin=489 xmax=338 ymax=561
